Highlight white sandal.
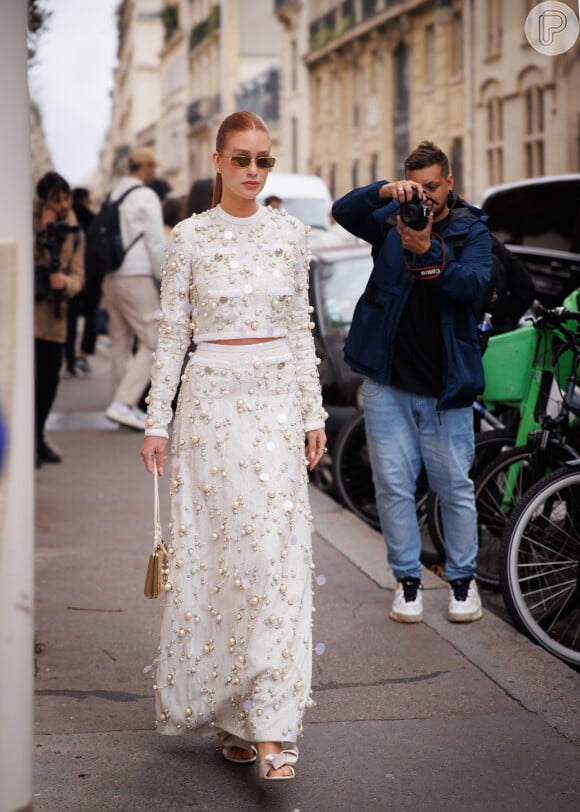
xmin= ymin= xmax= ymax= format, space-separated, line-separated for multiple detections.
xmin=258 ymin=745 xmax=299 ymax=781
xmin=217 ymin=732 xmax=257 ymax=765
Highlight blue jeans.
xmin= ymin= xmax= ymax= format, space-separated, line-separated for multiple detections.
xmin=363 ymin=380 xmax=478 ymax=581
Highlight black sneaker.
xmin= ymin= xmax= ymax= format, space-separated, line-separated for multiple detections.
xmin=38 ymin=441 xmax=62 ymax=464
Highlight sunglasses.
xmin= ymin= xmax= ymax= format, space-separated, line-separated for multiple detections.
xmin=224 ymin=154 xmax=276 ymax=169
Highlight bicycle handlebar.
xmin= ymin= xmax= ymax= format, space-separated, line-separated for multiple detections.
xmin=532 ymin=300 xmax=580 ymax=325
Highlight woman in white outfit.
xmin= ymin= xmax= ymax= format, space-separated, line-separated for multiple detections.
xmin=140 ymin=111 xmax=327 ymax=781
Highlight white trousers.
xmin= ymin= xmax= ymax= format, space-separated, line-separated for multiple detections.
xmin=102 ymin=274 xmax=159 ymax=406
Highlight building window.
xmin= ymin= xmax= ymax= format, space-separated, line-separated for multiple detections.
xmin=353 ymin=61 xmax=362 ymax=129
xmin=450 ymin=138 xmax=463 ymax=195
xmin=425 ymin=24 xmax=435 ymax=84
xmin=486 ymin=95 xmax=503 ymax=185
xmin=362 ymin=0 xmax=376 ymax=20
xmin=486 ymin=0 xmax=502 ymax=55
xmin=291 ymin=116 xmax=298 ymax=173
xmin=450 ymin=12 xmax=463 ymax=76
xmin=370 ymin=154 xmax=379 ymax=182
xmin=330 ymin=163 xmax=337 ymax=199
xmin=394 ymin=42 xmax=409 ymax=177
xmin=291 ymin=39 xmax=298 ymax=93
xmin=352 ymin=159 xmax=359 ymax=189
xmin=524 ymin=85 xmax=545 ymax=175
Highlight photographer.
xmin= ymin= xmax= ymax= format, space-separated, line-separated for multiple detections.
xmin=332 ymin=141 xmax=491 ymax=625
xmin=34 ymin=171 xmax=84 ymax=466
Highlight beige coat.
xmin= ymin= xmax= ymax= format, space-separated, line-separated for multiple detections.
xmin=33 ymin=204 xmax=85 ymax=343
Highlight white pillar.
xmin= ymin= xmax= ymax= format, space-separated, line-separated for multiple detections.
xmin=0 ymin=1 xmax=35 ymax=810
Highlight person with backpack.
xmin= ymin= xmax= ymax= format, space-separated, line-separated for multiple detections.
xmin=332 ymin=141 xmax=491 ymax=625
xmin=101 ymin=146 xmax=165 ymax=431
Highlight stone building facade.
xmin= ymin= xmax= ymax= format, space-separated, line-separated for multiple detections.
xmin=471 ymin=0 xmax=580 ymax=198
xmin=303 ymin=0 xmax=580 ymax=201
xmin=98 ymin=1 xmax=580 ymax=204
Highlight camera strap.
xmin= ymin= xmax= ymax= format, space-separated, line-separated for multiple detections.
xmin=404 ymin=233 xmax=445 ymax=280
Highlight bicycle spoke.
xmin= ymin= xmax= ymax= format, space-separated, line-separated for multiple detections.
xmin=501 ymin=467 xmax=580 ymax=665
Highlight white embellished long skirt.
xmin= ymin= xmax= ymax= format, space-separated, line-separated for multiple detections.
xmin=155 ymin=340 xmax=314 ymax=744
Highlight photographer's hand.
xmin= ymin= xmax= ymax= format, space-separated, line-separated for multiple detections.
xmin=380 ymin=180 xmax=424 ymax=201
xmin=40 ymin=206 xmax=56 ymax=228
xmin=396 ymin=212 xmax=433 ymax=255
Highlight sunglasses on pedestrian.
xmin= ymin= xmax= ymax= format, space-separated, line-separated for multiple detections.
xmin=223 ymin=154 xmax=276 ymax=169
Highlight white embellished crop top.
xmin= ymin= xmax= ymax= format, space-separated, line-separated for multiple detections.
xmin=145 ymin=205 xmax=327 ymax=437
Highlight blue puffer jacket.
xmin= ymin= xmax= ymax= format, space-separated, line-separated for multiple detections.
xmin=332 ymin=181 xmax=492 ymax=410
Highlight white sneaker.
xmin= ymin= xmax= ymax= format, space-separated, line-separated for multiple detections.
xmin=390 ymin=577 xmax=423 ymax=623
xmin=448 ymin=578 xmax=483 ymax=622
xmin=105 ymin=401 xmax=147 ymax=431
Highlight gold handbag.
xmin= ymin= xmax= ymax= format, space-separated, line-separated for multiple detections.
xmin=144 ymin=463 xmax=169 ymax=599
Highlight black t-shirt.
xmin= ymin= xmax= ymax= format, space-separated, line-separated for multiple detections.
xmin=391 ymin=215 xmax=450 ymax=397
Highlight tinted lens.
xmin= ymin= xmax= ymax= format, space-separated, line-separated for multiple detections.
xmin=229 ymin=155 xmax=275 ymax=169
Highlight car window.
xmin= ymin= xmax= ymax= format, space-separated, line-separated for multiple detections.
xmin=318 ymin=255 xmax=372 ymax=333
xmin=280 ymin=198 xmax=330 ymax=230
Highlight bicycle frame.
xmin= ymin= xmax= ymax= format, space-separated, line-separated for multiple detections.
xmin=479 ymin=290 xmax=580 ymax=508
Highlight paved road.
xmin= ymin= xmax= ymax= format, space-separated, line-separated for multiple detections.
xmin=33 ymin=340 xmax=580 ymax=811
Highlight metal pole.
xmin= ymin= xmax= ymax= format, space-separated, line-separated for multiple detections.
xmin=0 ymin=0 xmax=35 ymax=809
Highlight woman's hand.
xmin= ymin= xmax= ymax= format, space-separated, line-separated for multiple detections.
xmin=140 ymin=436 xmax=167 ymax=475
xmin=305 ymin=428 xmax=327 ymax=471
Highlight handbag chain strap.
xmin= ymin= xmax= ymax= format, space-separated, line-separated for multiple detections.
xmin=153 ymin=459 xmax=163 ymax=550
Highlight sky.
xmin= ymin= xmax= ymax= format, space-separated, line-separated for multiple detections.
xmin=28 ymin=0 xmax=120 ymax=186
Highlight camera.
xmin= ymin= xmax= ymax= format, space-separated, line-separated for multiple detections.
xmin=35 ymin=221 xmax=79 ymax=315
xmin=36 ymin=220 xmax=79 ymax=251
xmin=399 ymin=189 xmax=433 ymax=231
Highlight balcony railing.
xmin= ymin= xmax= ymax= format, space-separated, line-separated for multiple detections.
xmin=274 ymin=0 xmax=300 ymax=10
xmin=186 ymin=94 xmax=221 ymax=126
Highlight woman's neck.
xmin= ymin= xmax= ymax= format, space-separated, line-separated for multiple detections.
xmin=219 ymin=193 xmax=259 ymax=218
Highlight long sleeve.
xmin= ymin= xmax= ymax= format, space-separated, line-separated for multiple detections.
xmin=63 ymin=231 xmax=85 ymax=298
xmin=145 ymin=222 xmax=193 ymax=436
xmin=142 ymin=192 xmax=166 ymax=280
xmin=287 ymin=225 xmax=327 ymax=432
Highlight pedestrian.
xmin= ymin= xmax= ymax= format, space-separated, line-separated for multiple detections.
xmin=64 ymin=187 xmax=96 ymax=376
xmin=332 ymin=141 xmax=492 ymax=624
xmin=185 ymin=177 xmax=214 ymax=216
xmin=160 ymin=196 xmax=184 ymax=239
xmin=265 ymin=194 xmax=282 ymax=210
xmin=140 ymin=111 xmax=327 ymax=781
xmin=103 ymin=146 xmax=165 ymax=431
xmin=34 ymin=171 xmax=85 ymax=466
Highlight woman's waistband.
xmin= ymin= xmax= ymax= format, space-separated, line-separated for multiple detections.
xmin=192 ymin=338 xmax=292 ymax=367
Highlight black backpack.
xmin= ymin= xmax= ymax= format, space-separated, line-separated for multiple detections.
xmin=85 ymin=186 xmax=144 ymax=281
xmin=454 ymin=233 xmax=536 ymax=331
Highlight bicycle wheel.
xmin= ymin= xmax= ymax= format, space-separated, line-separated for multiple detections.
xmin=500 ymin=463 xmax=580 ymax=667
xmin=474 ymin=441 xmax=577 ymax=590
xmin=332 ymin=412 xmax=381 ymax=532
xmin=426 ymin=428 xmax=517 ymax=567
xmin=331 ymin=412 xmax=445 ymax=564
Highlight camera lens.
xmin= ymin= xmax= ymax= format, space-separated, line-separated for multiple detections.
xmin=399 ymin=190 xmax=429 ymax=230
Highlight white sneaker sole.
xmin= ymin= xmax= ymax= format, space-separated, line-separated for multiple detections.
xmin=105 ymin=412 xmax=145 ymax=432
xmin=447 ymin=608 xmax=483 ymax=623
xmin=389 ymin=609 xmax=423 ymax=623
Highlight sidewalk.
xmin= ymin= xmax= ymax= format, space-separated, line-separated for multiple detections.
xmin=33 ymin=340 xmax=580 ymax=811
